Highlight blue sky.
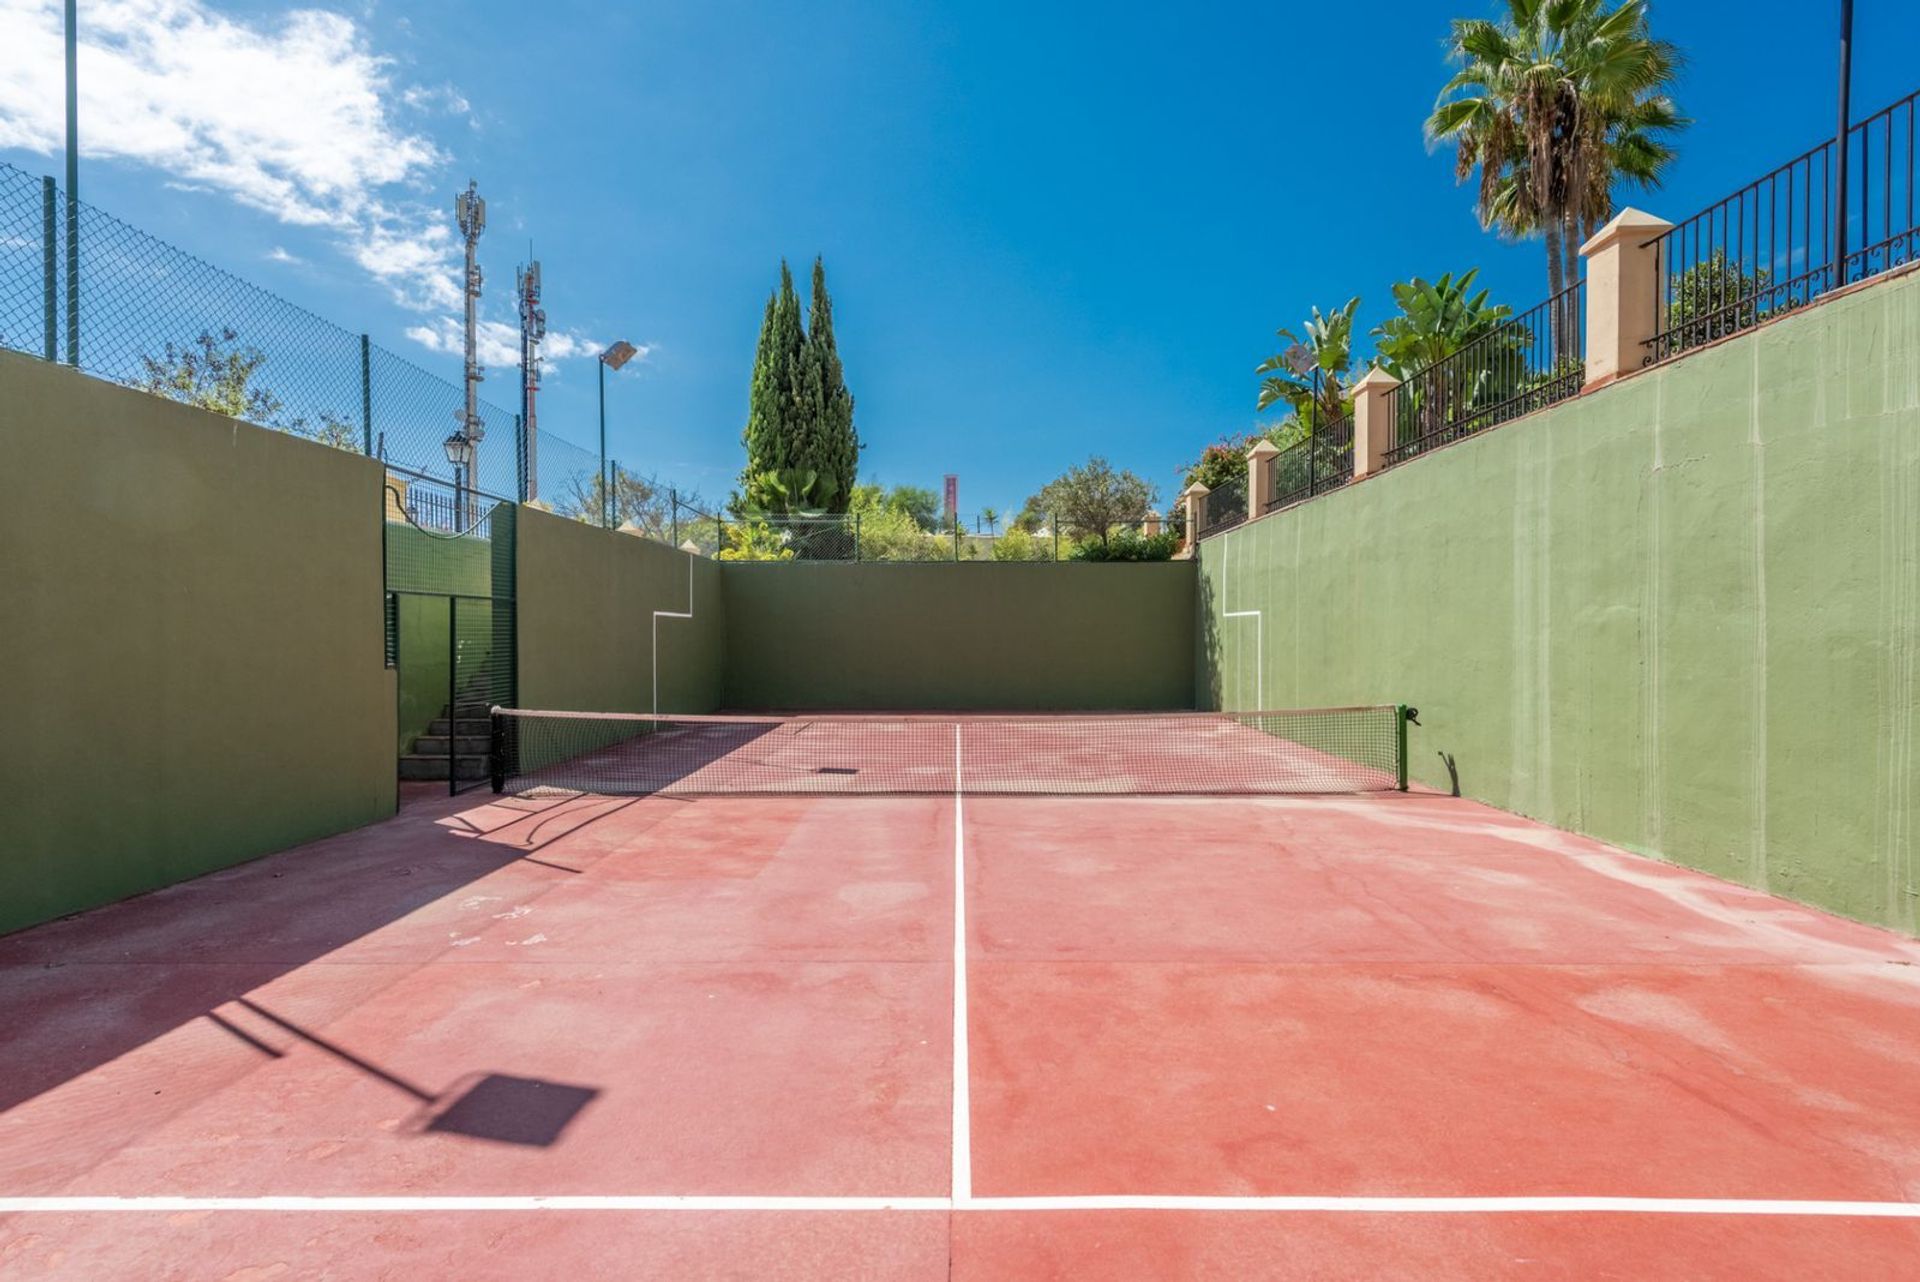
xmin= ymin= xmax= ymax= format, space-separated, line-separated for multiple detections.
xmin=0 ymin=0 xmax=1912 ymax=517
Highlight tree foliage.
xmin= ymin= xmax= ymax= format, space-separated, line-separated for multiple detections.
xmin=1068 ymin=528 xmax=1178 ymax=562
xmin=553 ymin=464 xmax=695 ymax=536
xmin=1667 ymin=249 xmax=1777 ymax=350
xmin=1369 ymin=268 xmax=1514 ymax=380
xmin=1255 ymin=298 xmax=1359 ymax=429
xmin=1021 ymin=457 xmax=1157 ymax=550
xmin=1426 ymin=0 xmax=1685 ymax=312
xmin=139 ymin=327 xmax=358 ymax=451
xmin=740 ymin=258 xmax=859 ymax=514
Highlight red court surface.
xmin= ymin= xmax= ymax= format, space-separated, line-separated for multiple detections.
xmin=5 ymin=781 xmax=1920 ymax=1278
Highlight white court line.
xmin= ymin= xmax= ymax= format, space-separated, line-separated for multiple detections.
xmin=951 ymin=725 xmax=972 ymax=1201
xmin=6 ymin=1195 xmax=1920 ymax=1217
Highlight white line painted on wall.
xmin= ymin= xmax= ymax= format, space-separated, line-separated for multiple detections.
xmin=652 ymin=550 xmax=695 ymax=716
xmin=1220 ymin=528 xmax=1263 ymax=708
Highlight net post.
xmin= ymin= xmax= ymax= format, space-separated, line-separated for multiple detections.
xmin=489 ymin=706 xmax=507 ymax=793
xmin=1395 ymin=704 xmax=1410 ymax=791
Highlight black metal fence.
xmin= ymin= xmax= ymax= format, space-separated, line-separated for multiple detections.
xmin=1198 ymin=476 xmax=1248 ymax=539
xmin=0 ymin=162 xmax=659 ymax=525
xmin=1266 ymin=413 xmax=1354 ymax=516
xmin=1385 ymin=279 xmax=1585 ymax=467
xmin=1647 ymin=86 xmax=1918 ymax=363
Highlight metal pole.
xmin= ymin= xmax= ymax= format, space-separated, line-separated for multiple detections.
xmin=41 ymin=176 xmax=56 ymax=360
xmin=1833 ymin=0 xmax=1855 ymax=287
xmin=447 ymin=595 xmax=459 ymax=798
xmin=671 ymin=489 xmax=680 ymax=546
xmin=1396 ymin=704 xmax=1411 ymax=792
xmin=359 ymin=335 xmax=373 ymax=457
xmin=853 ymin=511 xmax=860 ymax=561
xmin=62 ymin=0 xmax=78 ymax=367
xmin=1307 ymin=367 xmax=1320 ymax=496
xmin=597 ymin=360 xmax=608 ymax=528
xmin=513 ymin=414 xmax=524 ymax=502
xmin=1052 ymin=514 xmax=1059 ymax=562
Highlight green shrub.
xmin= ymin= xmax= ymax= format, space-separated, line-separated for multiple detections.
xmin=1069 ymin=529 xmax=1178 ymax=562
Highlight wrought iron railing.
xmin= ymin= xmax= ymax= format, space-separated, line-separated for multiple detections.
xmin=1198 ymin=475 xmax=1248 ymax=539
xmin=1385 ymin=280 xmax=1585 ymax=467
xmin=1266 ymin=413 xmax=1354 ymax=515
xmin=1646 ymin=86 xmax=1917 ymax=364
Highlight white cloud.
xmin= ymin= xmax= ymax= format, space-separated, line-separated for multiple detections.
xmin=0 ymin=0 xmax=468 ymax=311
xmin=265 ymin=245 xmax=302 ymax=264
xmin=402 ymin=317 xmax=635 ymax=373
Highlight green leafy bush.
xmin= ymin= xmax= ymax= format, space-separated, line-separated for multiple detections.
xmin=1069 ymin=529 xmax=1178 ymax=562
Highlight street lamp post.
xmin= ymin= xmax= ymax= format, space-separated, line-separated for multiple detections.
xmin=597 ymin=340 xmax=639 ymax=528
xmin=444 ymin=430 xmax=474 ymax=529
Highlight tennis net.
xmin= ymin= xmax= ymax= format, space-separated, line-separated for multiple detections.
xmin=489 ymin=706 xmax=1412 ymax=797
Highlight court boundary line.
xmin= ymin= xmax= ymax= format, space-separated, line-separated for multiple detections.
xmin=951 ymin=725 xmax=972 ymax=1200
xmin=7 ymin=1195 xmax=1920 ymax=1217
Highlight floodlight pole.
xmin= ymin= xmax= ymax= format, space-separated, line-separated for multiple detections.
xmin=595 ymin=341 xmax=638 ymax=529
xmin=63 ymin=0 xmax=78 ymax=366
xmin=1833 ymin=0 xmax=1854 ymax=287
xmin=598 ymin=358 xmax=609 ymax=527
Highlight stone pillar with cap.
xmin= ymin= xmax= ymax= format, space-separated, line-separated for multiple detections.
xmin=1579 ymin=207 xmax=1674 ymax=389
xmin=1349 ymin=366 xmax=1401 ymax=480
xmin=1245 ymin=439 xmax=1280 ymax=520
xmin=1178 ymin=482 xmax=1209 ymax=557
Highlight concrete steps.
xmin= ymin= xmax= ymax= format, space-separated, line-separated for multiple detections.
xmin=401 ymin=687 xmax=498 ymax=782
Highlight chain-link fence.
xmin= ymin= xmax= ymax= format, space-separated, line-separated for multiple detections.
xmin=1 ymin=162 xmax=707 ymax=535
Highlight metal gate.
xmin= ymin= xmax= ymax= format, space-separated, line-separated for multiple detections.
xmin=383 ymin=472 xmax=517 ymax=795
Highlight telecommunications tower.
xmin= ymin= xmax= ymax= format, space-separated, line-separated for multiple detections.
xmin=452 ymin=180 xmax=487 ymax=526
xmin=517 ymin=257 xmax=546 ymax=502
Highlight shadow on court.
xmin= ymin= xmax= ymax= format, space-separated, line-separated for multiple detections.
xmin=0 ymin=787 xmax=649 ymax=1118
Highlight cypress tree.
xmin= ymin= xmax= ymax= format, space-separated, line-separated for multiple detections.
xmin=741 ymin=288 xmax=780 ymax=480
xmin=808 ymin=257 xmax=858 ymax=513
xmin=740 ymin=257 xmax=858 ymax=516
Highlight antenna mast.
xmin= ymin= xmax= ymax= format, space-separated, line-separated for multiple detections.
xmin=517 ymin=256 xmax=546 ymax=502
xmin=453 ymin=180 xmax=487 ymax=525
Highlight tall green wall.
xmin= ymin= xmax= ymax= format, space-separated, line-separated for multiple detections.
xmin=0 ymin=352 xmax=397 ymax=936
xmin=1199 ymin=267 xmax=1920 ymax=933
xmin=517 ymin=506 xmax=725 ymax=715
xmin=721 ymin=562 xmax=1195 ymax=710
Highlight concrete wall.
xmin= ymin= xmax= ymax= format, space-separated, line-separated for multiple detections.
xmin=721 ymin=562 xmax=1196 ymax=710
xmin=0 ymin=352 xmax=396 ymax=936
xmin=1199 ymin=267 xmax=1920 ymax=933
xmin=517 ymin=506 xmax=725 ymax=715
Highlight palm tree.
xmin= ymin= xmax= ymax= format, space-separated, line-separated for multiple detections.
xmin=1255 ymin=297 xmax=1359 ymax=429
xmin=980 ymin=507 xmax=999 ymax=537
xmin=1427 ymin=0 xmax=1684 ymax=309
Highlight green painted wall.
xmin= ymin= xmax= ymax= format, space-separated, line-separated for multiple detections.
xmin=1199 ymin=267 xmax=1920 ymax=933
xmin=516 ymin=506 xmax=725 ymax=715
xmin=721 ymin=562 xmax=1196 ymax=710
xmin=0 ymin=352 xmax=397 ymax=936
